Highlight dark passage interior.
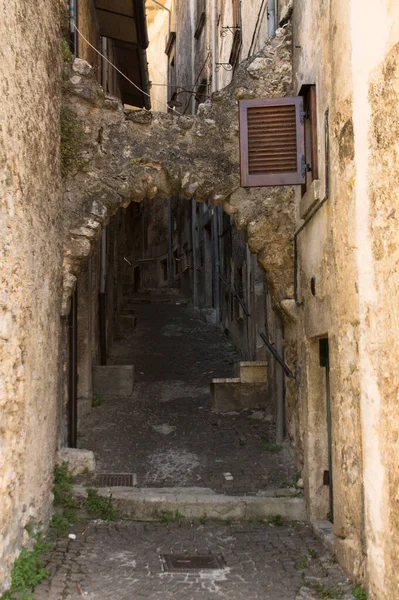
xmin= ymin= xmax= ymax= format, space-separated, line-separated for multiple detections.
xmin=72 ymin=197 xmax=295 ymax=495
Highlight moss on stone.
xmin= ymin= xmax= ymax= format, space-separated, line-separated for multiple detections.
xmin=61 ymin=39 xmax=75 ymax=63
xmin=60 ymin=106 xmax=85 ymax=177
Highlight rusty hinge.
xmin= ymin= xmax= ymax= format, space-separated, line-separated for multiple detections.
xmin=301 ymin=155 xmax=312 ymax=178
xmin=300 ymin=109 xmax=310 ymax=124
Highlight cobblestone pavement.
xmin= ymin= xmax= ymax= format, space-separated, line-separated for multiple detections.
xmin=33 ymin=520 xmax=353 ymax=600
xmin=79 ymin=299 xmax=296 ymax=494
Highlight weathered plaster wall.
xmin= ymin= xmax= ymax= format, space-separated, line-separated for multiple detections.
xmin=293 ymin=0 xmax=399 ymax=597
xmin=0 ymin=0 xmax=64 ymax=591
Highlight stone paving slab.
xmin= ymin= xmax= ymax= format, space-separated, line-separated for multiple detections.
xmin=79 ymin=301 xmax=296 ymax=494
xmin=32 ymin=520 xmax=353 ymax=600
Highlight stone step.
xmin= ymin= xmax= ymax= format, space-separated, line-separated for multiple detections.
xmin=118 ymin=314 xmax=137 ymax=332
xmin=234 ymin=361 xmax=268 ymax=384
xmin=72 ymin=486 xmax=306 ymax=522
xmin=123 ymin=296 xmax=189 ymax=305
xmin=92 ymin=365 xmax=134 ymax=398
xmin=122 ymin=286 xmax=181 ymax=297
xmin=210 ymin=377 xmax=273 ymax=416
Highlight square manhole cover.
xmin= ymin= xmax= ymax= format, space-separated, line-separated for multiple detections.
xmin=161 ymin=555 xmax=225 ymax=572
xmin=95 ymin=473 xmax=136 ymax=487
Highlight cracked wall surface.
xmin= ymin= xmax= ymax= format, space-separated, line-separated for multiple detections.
xmin=61 ymin=25 xmax=296 ymax=317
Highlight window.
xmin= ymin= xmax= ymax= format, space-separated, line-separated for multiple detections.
xmin=299 ymin=85 xmax=318 ymax=194
xmin=239 ymin=96 xmax=305 ymax=187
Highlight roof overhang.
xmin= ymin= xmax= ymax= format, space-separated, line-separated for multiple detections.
xmin=95 ymin=0 xmax=151 ymax=109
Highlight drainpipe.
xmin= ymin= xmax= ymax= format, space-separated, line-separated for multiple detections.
xmin=267 ymin=0 xmax=277 ymax=37
xmin=211 ymin=0 xmax=220 ymax=323
xmin=99 ymin=228 xmax=107 ymax=365
xmin=68 ymin=288 xmax=78 ymax=448
xmin=101 ymin=37 xmax=107 ymax=90
xmin=168 ymin=198 xmax=174 ymax=288
xmin=213 ymin=206 xmax=220 ymax=324
xmin=192 ymin=200 xmax=198 ymax=306
xmin=212 ymin=0 xmax=218 ymax=93
xmin=69 ymin=0 xmax=79 ymax=57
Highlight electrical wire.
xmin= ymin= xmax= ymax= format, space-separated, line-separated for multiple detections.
xmin=74 ymin=25 xmax=182 ymax=116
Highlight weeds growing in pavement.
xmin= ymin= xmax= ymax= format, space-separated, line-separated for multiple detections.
xmin=51 ymin=462 xmax=78 ymax=533
xmin=268 ymin=514 xmax=284 ymax=526
xmin=85 ymin=488 xmax=118 ymax=521
xmin=158 ymin=510 xmax=184 ymax=524
xmin=0 ymin=530 xmax=53 ymax=600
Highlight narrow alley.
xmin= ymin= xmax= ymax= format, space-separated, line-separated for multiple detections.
xmin=32 ymin=294 xmax=352 ymax=600
xmin=78 ymin=293 xmax=295 ymax=494
xmin=3 ymin=0 xmax=399 ymax=598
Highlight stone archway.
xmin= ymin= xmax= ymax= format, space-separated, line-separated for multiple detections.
xmin=61 ymin=24 xmax=296 ymax=319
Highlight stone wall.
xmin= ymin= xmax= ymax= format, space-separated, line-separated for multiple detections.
xmin=0 ymin=0 xmax=64 ymax=591
xmin=292 ymin=0 xmax=399 ymax=597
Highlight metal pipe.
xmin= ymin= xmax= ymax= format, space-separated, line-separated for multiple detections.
xmin=267 ymin=0 xmax=276 ymax=37
xmin=70 ymin=0 xmax=79 ymax=56
xmin=213 ymin=207 xmax=220 ymax=324
xmin=212 ymin=0 xmax=218 ymax=93
xmin=168 ymin=197 xmax=174 ymax=288
xmin=68 ymin=288 xmax=78 ymax=448
xmin=259 ymin=332 xmax=295 ymax=379
xmin=274 ymin=324 xmax=284 ymax=445
xmin=99 ymin=228 xmax=107 ymax=365
xmin=101 ymin=37 xmax=107 ymax=90
xmin=192 ymin=199 xmax=198 ymax=306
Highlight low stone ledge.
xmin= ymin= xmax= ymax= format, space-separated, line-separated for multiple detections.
xmin=56 ymin=448 xmax=96 ymax=475
xmin=211 ymin=378 xmax=273 ymax=415
xmin=234 ymin=361 xmax=268 ymax=383
xmin=72 ymin=486 xmax=306 ymax=521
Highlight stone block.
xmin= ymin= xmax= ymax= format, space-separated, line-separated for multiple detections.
xmin=118 ymin=314 xmax=137 ymax=333
xmin=234 ymin=361 xmax=268 ymax=383
xmin=56 ymin=448 xmax=95 ymax=475
xmin=78 ymin=397 xmax=92 ymax=418
xmin=211 ymin=378 xmax=272 ymax=414
xmin=92 ymin=365 xmax=134 ymax=397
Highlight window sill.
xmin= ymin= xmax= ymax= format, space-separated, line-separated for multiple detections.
xmin=300 ymin=179 xmax=322 ymax=219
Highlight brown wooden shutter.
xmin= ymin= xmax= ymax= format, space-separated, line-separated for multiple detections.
xmin=239 ymin=97 xmax=305 ymax=187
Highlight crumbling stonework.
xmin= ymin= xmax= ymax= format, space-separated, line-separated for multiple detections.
xmin=61 ymin=26 xmax=296 ymax=317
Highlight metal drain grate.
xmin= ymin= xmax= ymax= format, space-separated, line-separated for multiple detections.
xmin=95 ymin=473 xmax=135 ymax=487
xmin=161 ymin=555 xmax=225 ymax=572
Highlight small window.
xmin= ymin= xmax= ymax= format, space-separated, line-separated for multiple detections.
xmin=239 ymin=96 xmax=305 ymax=187
xmin=299 ymin=85 xmax=318 ymax=194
